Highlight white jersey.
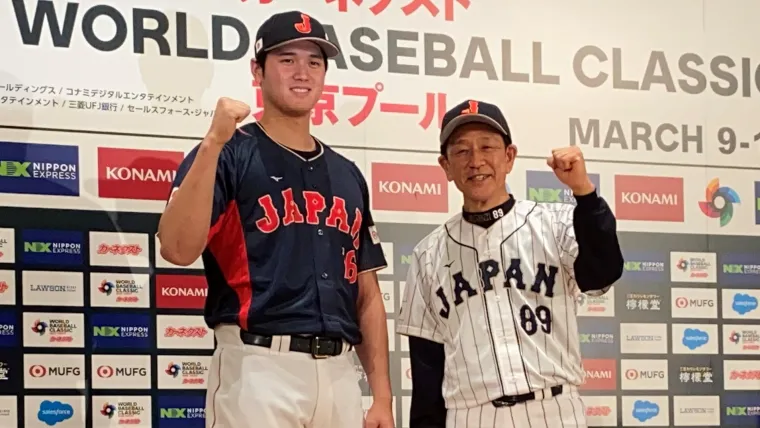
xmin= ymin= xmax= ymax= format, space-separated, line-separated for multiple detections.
xmin=397 ymin=199 xmax=593 ymax=410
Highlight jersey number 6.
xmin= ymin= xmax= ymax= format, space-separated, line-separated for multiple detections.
xmin=519 ymin=304 xmax=552 ymax=335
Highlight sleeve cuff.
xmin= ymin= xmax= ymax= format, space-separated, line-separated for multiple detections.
xmin=574 ymin=189 xmax=602 ymax=211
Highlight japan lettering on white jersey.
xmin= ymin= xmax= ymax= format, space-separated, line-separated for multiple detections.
xmin=397 ymin=200 xmax=590 ymax=410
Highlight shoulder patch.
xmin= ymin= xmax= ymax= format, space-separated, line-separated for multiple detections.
xmin=369 ymin=225 xmax=381 ymax=245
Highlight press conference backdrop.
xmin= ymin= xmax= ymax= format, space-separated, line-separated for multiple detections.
xmin=1 ymin=0 xmax=759 ymax=427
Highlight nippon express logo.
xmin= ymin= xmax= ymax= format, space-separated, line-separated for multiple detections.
xmin=526 ymin=171 xmax=601 ymax=205
xmin=21 ymin=229 xmax=83 ymax=266
xmin=632 ymin=400 xmax=659 ymax=423
xmin=698 ymin=177 xmax=740 ymax=227
xmin=682 ymin=328 xmax=710 ymax=350
xmin=159 ymin=395 xmax=205 ymax=428
xmin=732 ymin=293 xmax=759 ymax=316
xmin=38 ymin=400 xmax=74 ymax=426
xmin=0 ymin=311 xmax=16 ymax=347
xmin=91 ymin=313 xmax=151 ymax=349
xmin=724 ymin=393 xmax=760 ymax=424
xmin=721 ymin=253 xmax=760 ymax=285
xmin=580 ymin=333 xmax=615 ymax=345
xmin=624 ymin=260 xmax=665 ymax=274
xmin=0 ymin=141 xmax=79 ymax=196
xmin=622 ymin=251 xmax=666 ymax=282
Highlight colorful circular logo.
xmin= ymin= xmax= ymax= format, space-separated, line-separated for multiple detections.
xmin=698 ymin=178 xmax=740 ymax=227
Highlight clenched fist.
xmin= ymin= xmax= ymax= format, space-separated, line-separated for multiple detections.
xmin=546 ymin=146 xmax=595 ymax=196
xmin=205 ymin=97 xmax=251 ymax=146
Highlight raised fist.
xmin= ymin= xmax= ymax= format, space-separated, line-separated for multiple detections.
xmin=205 ymin=97 xmax=251 ymax=146
xmin=546 ymin=146 xmax=595 ymax=196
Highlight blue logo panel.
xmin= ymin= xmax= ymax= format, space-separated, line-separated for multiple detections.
xmin=632 ymin=400 xmax=659 ymax=422
xmin=731 ymin=293 xmax=759 ymax=316
xmin=682 ymin=328 xmax=709 ymax=350
xmin=0 ymin=311 xmax=17 ymax=348
xmin=21 ymin=229 xmax=83 ymax=266
xmin=525 ymin=171 xmax=601 ymax=205
xmin=719 ymin=253 xmax=760 ymax=286
xmin=91 ymin=313 xmax=151 ymax=349
xmin=158 ymin=395 xmax=206 ymax=428
xmin=578 ymin=318 xmax=616 ymax=357
xmin=38 ymin=400 xmax=75 ymax=425
xmin=723 ymin=393 xmax=760 ymax=425
xmin=0 ymin=141 xmax=79 ymax=196
xmin=620 ymin=250 xmax=668 ymax=283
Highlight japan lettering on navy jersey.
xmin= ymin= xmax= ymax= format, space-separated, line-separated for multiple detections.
xmin=397 ymin=200 xmax=585 ymax=409
xmin=169 ymin=123 xmax=387 ymax=345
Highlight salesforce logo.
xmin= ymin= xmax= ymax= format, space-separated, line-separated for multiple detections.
xmin=682 ymin=328 xmax=709 ymax=350
xmin=38 ymin=400 xmax=74 ymax=426
xmin=632 ymin=400 xmax=659 ymax=422
xmin=733 ymin=293 xmax=758 ymax=315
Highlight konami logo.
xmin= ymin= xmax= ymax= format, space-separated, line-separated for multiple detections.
xmin=580 ymin=359 xmax=616 ymax=390
xmin=371 ymin=163 xmax=448 ymax=213
xmin=97 ymin=147 xmax=183 ymax=200
xmin=156 ymin=275 xmax=207 ymax=310
xmin=614 ymin=175 xmax=684 ymax=222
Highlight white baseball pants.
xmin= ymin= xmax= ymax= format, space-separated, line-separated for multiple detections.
xmin=445 ymin=385 xmax=588 ymax=428
xmin=205 ymin=324 xmax=364 ymax=428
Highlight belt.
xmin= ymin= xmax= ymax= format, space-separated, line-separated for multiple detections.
xmin=239 ymin=330 xmax=349 ymax=359
xmin=492 ymin=385 xmax=563 ymax=408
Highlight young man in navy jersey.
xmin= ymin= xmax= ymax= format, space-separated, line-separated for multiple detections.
xmin=158 ymin=10 xmax=394 ymax=428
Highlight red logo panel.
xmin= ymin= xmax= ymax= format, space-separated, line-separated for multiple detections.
xmin=614 ymin=175 xmax=684 ymax=222
xmin=371 ymin=163 xmax=448 ymax=213
xmin=156 ymin=275 xmax=207 ymax=309
xmin=581 ymin=359 xmax=617 ymax=390
xmin=98 ymin=147 xmax=183 ymax=200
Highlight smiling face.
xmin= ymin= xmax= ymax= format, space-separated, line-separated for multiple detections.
xmin=251 ymin=40 xmax=326 ymax=117
xmin=439 ymin=122 xmax=517 ymax=209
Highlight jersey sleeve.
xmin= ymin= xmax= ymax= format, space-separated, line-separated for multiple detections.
xmin=396 ymin=247 xmax=445 ymax=344
xmin=554 ymin=191 xmax=624 ymax=296
xmin=355 ymin=169 xmax=388 ymax=274
xmin=169 ymin=142 xmax=238 ymax=241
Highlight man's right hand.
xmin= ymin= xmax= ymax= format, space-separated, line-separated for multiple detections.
xmin=205 ymin=97 xmax=252 ymax=146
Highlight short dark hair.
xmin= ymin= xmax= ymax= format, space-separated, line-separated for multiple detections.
xmin=255 ymin=49 xmax=329 ymax=74
xmin=440 ymin=132 xmax=512 ymax=157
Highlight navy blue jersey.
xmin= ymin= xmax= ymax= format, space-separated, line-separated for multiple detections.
xmin=169 ymin=123 xmax=387 ymax=345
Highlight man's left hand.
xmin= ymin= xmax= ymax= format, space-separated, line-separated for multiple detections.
xmin=364 ymin=401 xmax=395 ymax=428
xmin=546 ymin=146 xmax=595 ymax=196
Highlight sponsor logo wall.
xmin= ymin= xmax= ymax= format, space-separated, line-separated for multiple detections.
xmin=1 ymin=208 xmax=759 ymax=427
xmin=1 ymin=1 xmax=759 ymax=427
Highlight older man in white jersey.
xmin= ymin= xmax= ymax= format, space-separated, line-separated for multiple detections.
xmin=396 ymin=99 xmax=624 ymax=428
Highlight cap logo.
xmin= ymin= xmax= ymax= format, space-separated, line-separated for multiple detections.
xmin=294 ymin=14 xmax=312 ymax=34
xmin=461 ymin=100 xmax=479 ymax=115
xmin=255 ymin=38 xmax=263 ymax=54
